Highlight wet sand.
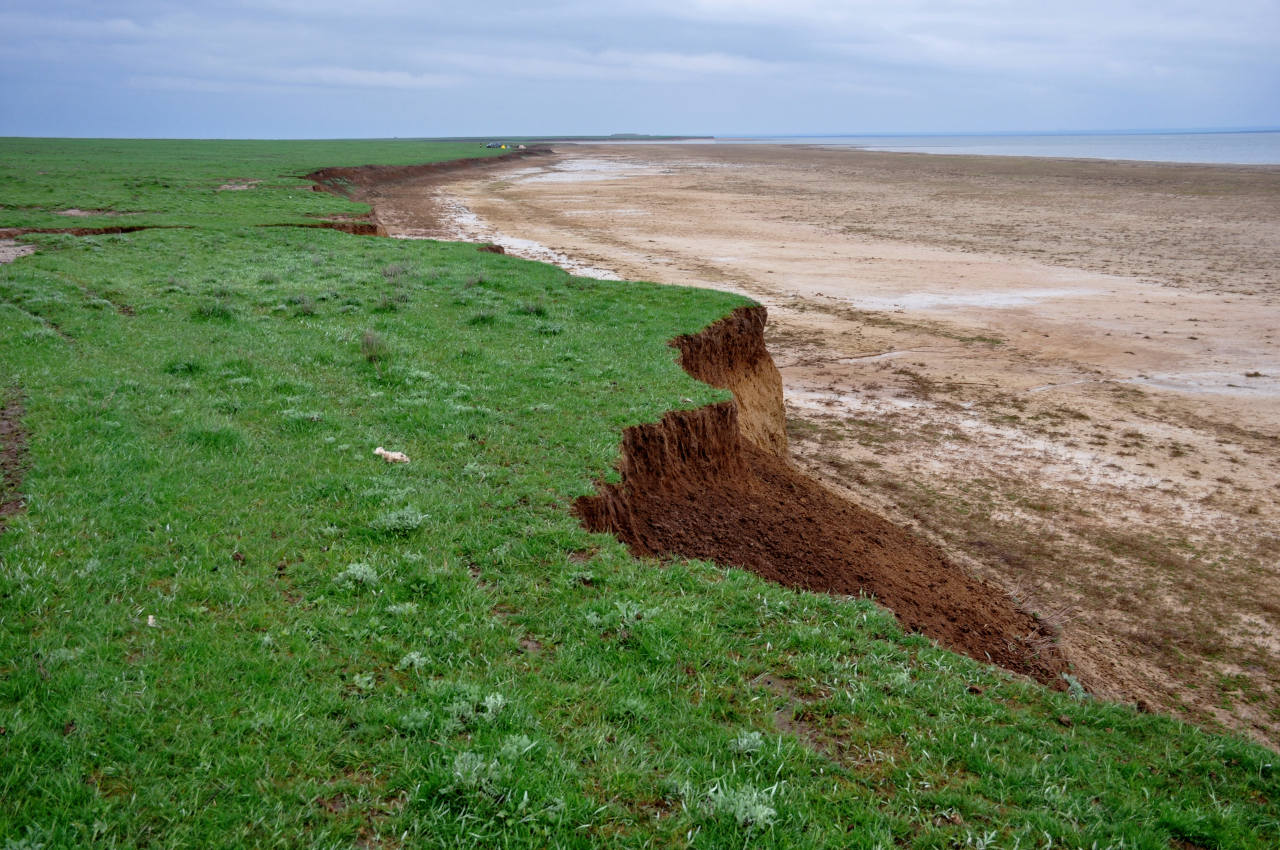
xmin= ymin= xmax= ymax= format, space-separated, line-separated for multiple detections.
xmin=396 ymin=144 xmax=1280 ymax=746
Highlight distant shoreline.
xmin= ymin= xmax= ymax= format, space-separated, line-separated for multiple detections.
xmin=691 ymin=130 xmax=1280 ymax=166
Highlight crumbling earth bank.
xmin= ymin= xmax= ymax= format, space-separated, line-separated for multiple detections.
xmin=576 ymin=306 xmax=1068 ymax=686
xmin=305 ymin=149 xmax=553 ymax=237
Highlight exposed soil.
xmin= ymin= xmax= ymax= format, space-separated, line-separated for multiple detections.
xmin=54 ymin=208 xmax=127 ymax=217
xmin=672 ymin=304 xmax=788 ymax=456
xmin=0 ymin=389 xmax=28 ymax=535
xmin=410 ymin=144 xmax=1280 ymax=747
xmin=0 ymin=239 xmax=35 ymax=264
xmin=576 ymin=308 xmax=1068 ymax=685
xmin=3 ymin=220 xmax=376 ymax=239
xmin=259 ymin=221 xmax=380 ymax=236
xmin=0 ymin=225 xmax=181 ymax=238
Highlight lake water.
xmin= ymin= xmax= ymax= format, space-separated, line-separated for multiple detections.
xmin=723 ymin=131 xmax=1280 ymax=165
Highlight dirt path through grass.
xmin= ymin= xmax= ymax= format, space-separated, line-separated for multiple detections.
xmin=406 ymin=145 xmax=1280 ymax=747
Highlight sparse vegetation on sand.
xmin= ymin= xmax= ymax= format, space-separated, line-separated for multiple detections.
xmin=1 ymin=140 xmax=1277 ymax=848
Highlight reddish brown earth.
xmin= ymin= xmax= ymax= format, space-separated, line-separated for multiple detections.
xmin=0 ymin=390 xmax=28 ymax=535
xmin=672 ymin=305 xmax=788 ymax=456
xmin=259 ymin=221 xmax=380 ymax=236
xmin=1 ymin=222 xmax=376 ymax=238
xmin=575 ymin=307 xmax=1068 ymax=686
xmin=0 ymin=225 xmax=173 ymax=238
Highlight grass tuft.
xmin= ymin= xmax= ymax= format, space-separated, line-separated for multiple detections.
xmin=182 ymin=427 xmax=244 ymax=451
xmin=360 ymin=328 xmax=389 ymax=362
xmin=164 ymin=358 xmax=203 ymax=375
xmin=191 ymin=300 xmax=235 ymax=321
xmin=369 ymin=507 xmax=427 ymax=536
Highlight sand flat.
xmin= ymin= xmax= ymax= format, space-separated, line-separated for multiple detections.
xmin=405 ymin=144 xmax=1280 ymax=745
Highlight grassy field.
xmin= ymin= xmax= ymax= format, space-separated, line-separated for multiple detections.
xmin=1 ymin=140 xmax=1277 ymax=849
xmin=0 ymin=138 xmax=510 ymax=231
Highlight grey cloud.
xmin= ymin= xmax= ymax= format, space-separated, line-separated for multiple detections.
xmin=1 ymin=0 xmax=1276 ymax=137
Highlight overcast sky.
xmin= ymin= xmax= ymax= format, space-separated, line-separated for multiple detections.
xmin=2 ymin=0 xmax=1277 ymax=138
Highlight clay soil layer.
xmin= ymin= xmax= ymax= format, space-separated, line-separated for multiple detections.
xmin=576 ymin=306 xmax=1067 ymax=685
xmin=369 ymin=143 xmax=1280 ymax=747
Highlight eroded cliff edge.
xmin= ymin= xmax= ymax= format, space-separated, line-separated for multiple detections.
xmin=305 ymin=149 xmax=553 ymax=237
xmin=575 ymin=305 xmax=1069 ymax=686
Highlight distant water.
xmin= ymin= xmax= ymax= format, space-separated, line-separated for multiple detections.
xmin=720 ymin=131 xmax=1280 ymax=165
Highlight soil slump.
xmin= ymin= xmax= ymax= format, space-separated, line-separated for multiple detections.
xmin=576 ymin=306 xmax=1068 ymax=685
xmin=672 ymin=305 xmax=787 ymax=457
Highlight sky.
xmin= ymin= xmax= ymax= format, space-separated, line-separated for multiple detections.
xmin=1 ymin=0 xmax=1277 ymax=139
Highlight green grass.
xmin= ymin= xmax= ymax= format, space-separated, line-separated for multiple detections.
xmin=1 ymin=140 xmax=1277 ymax=849
xmin=0 ymin=138 xmax=509 ymax=230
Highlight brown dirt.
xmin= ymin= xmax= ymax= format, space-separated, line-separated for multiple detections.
xmin=575 ymin=306 xmax=1068 ymax=686
xmin=0 ymin=389 xmax=28 ymax=535
xmin=672 ymin=305 xmax=788 ymax=457
xmin=0 ymin=239 xmax=35 ymax=264
xmin=1 ymin=222 xmax=374 ymax=239
xmin=259 ymin=221 xmax=380 ymax=236
xmin=0 ymin=225 xmax=179 ymax=238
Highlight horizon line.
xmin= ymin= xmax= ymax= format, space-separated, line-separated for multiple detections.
xmin=3 ymin=126 xmax=1280 ymax=143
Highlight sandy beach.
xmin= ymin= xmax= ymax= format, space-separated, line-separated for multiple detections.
xmin=376 ymin=144 xmax=1280 ymax=745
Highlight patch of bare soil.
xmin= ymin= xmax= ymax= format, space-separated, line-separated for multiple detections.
xmin=421 ymin=144 xmax=1280 ymax=748
xmin=260 ymin=221 xmax=379 ymax=236
xmin=0 ymin=390 xmax=28 ymax=535
xmin=54 ymin=208 xmax=127 ymax=217
xmin=0 ymin=239 xmax=35 ymax=264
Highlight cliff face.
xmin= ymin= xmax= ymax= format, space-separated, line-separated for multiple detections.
xmin=305 ymin=149 xmax=553 ymax=198
xmin=305 ymin=150 xmax=554 ymax=238
xmin=575 ymin=305 xmax=1069 ymax=686
xmin=671 ymin=305 xmax=787 ymax=458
